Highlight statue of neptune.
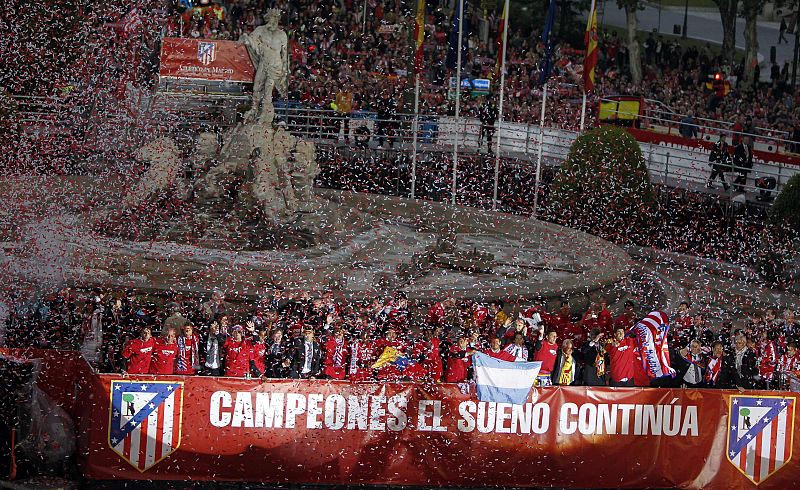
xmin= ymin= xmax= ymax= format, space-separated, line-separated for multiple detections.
xmin=239 ymin=8 xmax=288 ymax=124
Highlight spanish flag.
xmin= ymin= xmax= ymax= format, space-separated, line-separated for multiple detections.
xmin=494 ymin=0 xmax=507 ymax=80
xmin=414 ymin=0 xmax=426 ymax=77
xmin=583 ymin=0 xmax=598 ymax=92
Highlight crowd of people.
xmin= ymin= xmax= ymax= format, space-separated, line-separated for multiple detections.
xmin=154 ymin=0 xmax=800 ymax=139
xmin=4 ymin=287 xmax=799 ymax=391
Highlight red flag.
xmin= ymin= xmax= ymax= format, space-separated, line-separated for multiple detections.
xmin=414 ymin=0 xmax=426 ymax=77
xmin=494 ymin=1 xmax=507 ymax=80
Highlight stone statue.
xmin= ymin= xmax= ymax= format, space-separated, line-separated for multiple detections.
xmin=123 ymin=136 xmax=182 ymax=207
xmin=240 ymin=8 xmax=288 ymax=124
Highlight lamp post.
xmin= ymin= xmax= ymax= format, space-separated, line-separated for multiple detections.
xmin=682 ymin=0 xmax=689 ymax=39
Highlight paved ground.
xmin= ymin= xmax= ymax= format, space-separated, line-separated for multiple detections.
xmin=600 ymin=1 xmax=792 ymax=71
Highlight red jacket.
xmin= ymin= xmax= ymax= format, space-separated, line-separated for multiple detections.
xmin=417 ymin=338 xmax=443 ymax=381
xmin=122 ymin=337 xmax=155 ymax=374
xmin=251 ymin=341 xmax=267 ymax=376
xmin=485 ymin=347 xmax=515 ymax=362
xmin=533 ymin=341 xmax=559 ymax=374
xmin=605 ymin=337 xmax=636 ymax=383
xmin=149 ymin=340 xmax=178 ymax=375
xmin=757 ymin=340 xmax=777 ymax=379
xmin=426 ymin=302 xmax=447 ymax=326
xmin=224 ymin=339 xmax=252 ymax=377
xmin=445 ymin=345 xmax=470 ymax=383
xmin=323 ymin=337 xmax=349 ymax=380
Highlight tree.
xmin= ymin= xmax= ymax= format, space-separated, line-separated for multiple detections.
xmin=712 ymin=0 xmax=739 ymax=65
xmin=617 ymin=0 xmax=643 ymax=84
xmin=549 ymin=126 xmax=654 ymax=238
xmin=742 ymin=0 xmax=760 ymax=87
xmin=769 ymin=173 xmax=800 ymax=233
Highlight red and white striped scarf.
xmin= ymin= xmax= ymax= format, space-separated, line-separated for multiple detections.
xmin=706 ymin=356 xmax=723 ymax=384
xmin=333 ymin=339 xmax=345 ymax=367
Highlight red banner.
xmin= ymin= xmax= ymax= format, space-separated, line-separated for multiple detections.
xmin=74 ymin=374 xmax=799 ymax=488
xmin=158 ymin=37 xmax=254 ymax=82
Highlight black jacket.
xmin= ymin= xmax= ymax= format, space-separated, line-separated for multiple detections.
xmin=709 ymin=141 xmax=732 ymax=172
xmin=551 ymin=349 xmax=582 ymax=386
xmin=580 ymin=341 xmax=607 ymax=386
xmin=716 ymin=349 xmax=758 ymax=389
xmin=265 ymin=339 xmax=290 ymax=378
xmin=288 ymin=338 xmax=322 ymax=378
xmin=733 ymin=143 xmax=754 ymax=174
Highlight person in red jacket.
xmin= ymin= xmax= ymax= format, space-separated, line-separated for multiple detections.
xmin=251 ymin=328 xmax=268 ymax=377
xmin=224 ymin=326 xmax=253 ymax=377
xmin=149 ymin=327 xmax=179 ymax=375
xmin=175 ymin=324 xmax=201 ymax=375
xmin=485 ymin=337 xmax=515 ymax=361
xmin=605 ymin=326 xmax=637 ymax=386
xmin=777 ymin=342 xmax=800 ymax=389
xmin=445 ymin=337 xmax=472 ymax=383
xmin=756 ymin=329 xmax=778 ymax=388
xmin=426 ymin=297 xmax=455 ymax=328
xmin=532 ymin=328 xmax=559 ymax=386
xmin=121 ymin=326 xmax=155 ymax=374
xmin=323 ymin=327 xmax=349 ymax=380
xmin=418 ymin=327 xmax=444 ymax=381
xmin=613 ymin=301 xmax=637 ymax=331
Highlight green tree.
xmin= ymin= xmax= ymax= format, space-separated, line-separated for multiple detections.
xmin=549 ymin=126 xmax=654 ymax=236
xmin=769 ymin=173 xmax=800 ymax=233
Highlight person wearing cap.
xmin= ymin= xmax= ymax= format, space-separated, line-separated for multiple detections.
xmin=289 ymin=327 xmax=322 ymax=379
xmin=223 ymin=326 xmax=253 ymax=377
xmin=121 ymin=326 xmax=155 ymax=374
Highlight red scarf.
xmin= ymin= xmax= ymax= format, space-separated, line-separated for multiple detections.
xmin=706 ymin=355 xmax=722 ymax=384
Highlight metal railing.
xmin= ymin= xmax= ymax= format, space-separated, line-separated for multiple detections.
xmin=7 ymin=95 xmax=799 ymax=206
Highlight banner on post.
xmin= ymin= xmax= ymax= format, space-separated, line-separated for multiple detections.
xmin=74 ymin=374 xmax=800 ymax=489
xmin=158 ymin=37 xmax=255 ymax=82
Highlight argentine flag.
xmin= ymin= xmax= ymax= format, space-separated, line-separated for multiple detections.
xmin=472 ymin=352 xmax=542 ymax=405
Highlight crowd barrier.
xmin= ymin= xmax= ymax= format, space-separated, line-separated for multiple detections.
xmin=3 ymin=349 xmax=798 ymax=488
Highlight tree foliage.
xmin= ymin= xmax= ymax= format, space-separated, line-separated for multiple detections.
xmin=769 ymin=173 xmax=800 ymax=234
xmin=549 ymin=126 xmax=654 ymax=238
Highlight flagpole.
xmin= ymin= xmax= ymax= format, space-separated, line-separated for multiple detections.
xmin=411 ymin=75 xmax=420 ymax=199
xmin=451 ymin=0 xmax=464 ymax=206
xmin=581 ymin=0 xmax=597 ymax=132
xmin=533 ymin=82 xmax=548 ymax=218
xmin=492 ymin=0 xmax=509 ymax=212
xmin=579 ymin=91 xmax=587 ymax=131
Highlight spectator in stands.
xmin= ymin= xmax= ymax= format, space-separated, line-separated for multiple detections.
xmin=289 ymin=327 xmax=322 ymax=379
xmin=678 ymin=112 xmax=698 ymax=139
xmin=121 ymin=326 xmax=155 ymax=374
xmin=605 ymin=327 xmax=636 ymax=387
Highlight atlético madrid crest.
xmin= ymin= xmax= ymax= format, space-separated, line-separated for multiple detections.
xmin=197 ymin=41 xmax=216 ymax=66
xmin=108 ymin=380 xmax=184 ymax=472
xmin=726 ymin=395 xmax=795 ymax=485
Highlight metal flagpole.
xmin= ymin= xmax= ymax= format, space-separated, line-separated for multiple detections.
xmin=451 ymin=0 xmax=464 ymax=205
xmin=580 ymin=0 xmax=596 ymax=132
xmin=532 ymin=82 xmax=548 ymax=218
xmin=579 ymin=92 xmax=587 ymax=130
xmin=363 ymin=0 xmax=368 ymax=34
xmin=492 ymin=0 xmax=509 ymax=211
xmin=411 ymin=75 xmax=420 ymax=199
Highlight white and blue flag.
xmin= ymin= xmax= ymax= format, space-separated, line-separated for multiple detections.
xmin=472 ymin=352 xmax=542 ymax=405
